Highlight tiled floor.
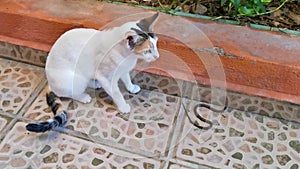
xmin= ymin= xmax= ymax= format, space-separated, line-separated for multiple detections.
xmin=0 ymin=58 xmax=45 ymax=114
xmin=0 ymin=57 xmax=299 ymax=169
xmin=174 ymin=100 xmax=300 ymax=168
xmin=24 ymin=86 xmax=181 ymax=155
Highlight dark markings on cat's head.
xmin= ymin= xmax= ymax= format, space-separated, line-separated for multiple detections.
xmin=137 ymin=12 xmax=159 ymax=33
xmin=147 ymin=32 xmax=155 ymax=38
xmin=126 ymin=36 xmax=135 ymax=50
xmin=126 ymin=13 xmax=159 ymax=54
xmin=127 ymin=13 xmax=159 ymax=50
xmin=126 ymin=29 xmax=147 ymax=50
xmin=130 ymin=28 xmax=148 ymax=39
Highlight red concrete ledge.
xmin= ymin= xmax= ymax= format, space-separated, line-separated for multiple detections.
xmin=0 ymin=0 xmax=299 ymax=104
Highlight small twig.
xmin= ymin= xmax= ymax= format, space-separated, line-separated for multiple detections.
xmin=169 ymin=0 xmax=179 ymax=9
xmin=157 ymin=0 xmax=165 ymax=9
xmin=179 ymin=0 xmax=191 ymax=7
xmin=211 ymin=15 xmax=224 ymax=20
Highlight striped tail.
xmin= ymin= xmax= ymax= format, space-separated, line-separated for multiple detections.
xmin=26 ymin=92 xmax=68 ymax=133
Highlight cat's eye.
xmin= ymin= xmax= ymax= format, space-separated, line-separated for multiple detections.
xmin=144 ymin=49 xmax=151 ymax=54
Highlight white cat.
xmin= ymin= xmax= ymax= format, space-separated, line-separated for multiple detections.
xmin=26 ymin=13 xmax=160 ymax=132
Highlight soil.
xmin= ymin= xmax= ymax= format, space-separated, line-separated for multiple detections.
xmin=113 ymin=0 xmax=300 ymax=31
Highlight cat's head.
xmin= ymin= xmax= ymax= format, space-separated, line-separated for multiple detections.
xmin=125 ymin=12 xmax=160 ymax=62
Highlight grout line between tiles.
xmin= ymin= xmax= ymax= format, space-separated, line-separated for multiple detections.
xmin=55 ymin=127 xmax=163 ymax=160
xmin=0 ymin=110 xmax=35 ymax=122
xmin=182 ymin=79 xmax=193 ymax=100
xmin=41 ymin=85 xmax=186 ymax=164
xmin=160 ymin=100 xmax=183 ymax=168
xmin=169 ymin=158 xmax=214 ymax=169
xmin=17 ymin=78 xmax=47 ymax=118
xmin=0 ymin=77 xmax=47 ymax=143
xmin=162 ymin=80 xmax=193 ymax=169
xmin=163 ymin=98 xmax=186 ymax=164
xmin=0 ymin=118 xmax=17 ymax=143
xmin=165 ymin=96 xmax=223 ymax=169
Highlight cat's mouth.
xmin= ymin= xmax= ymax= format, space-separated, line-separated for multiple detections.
xmin=145 ymin=57 xmax=157 ymax=62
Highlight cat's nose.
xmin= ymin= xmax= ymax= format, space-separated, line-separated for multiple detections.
xmin=153 ymin=55 xmax=159 ymax=59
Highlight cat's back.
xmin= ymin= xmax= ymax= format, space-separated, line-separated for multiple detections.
xmin=47 ymin=28 xmax=98 ymax=62
xmin=52 ymin=28 xmax=97 ymax=50
xmin=57 ymin=28 xmax=97 ymax=42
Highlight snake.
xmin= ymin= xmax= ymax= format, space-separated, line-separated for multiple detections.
xmin=182 ymin=98 xmax=228 ymax=130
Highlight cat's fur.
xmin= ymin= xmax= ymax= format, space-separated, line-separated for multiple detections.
xmin=26 ymin=13 xmax=160 ymax=133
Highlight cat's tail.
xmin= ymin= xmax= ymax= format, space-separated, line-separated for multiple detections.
xmin=26 ymin=91 xmax=68 ymax=133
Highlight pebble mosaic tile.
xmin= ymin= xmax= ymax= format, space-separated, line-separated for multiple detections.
xmin=0 ymin=42 xmax=47 ymax=66
xmin=132 ymin=70 xmax=183 ymax=97
xmin=0 ymin=116 xmax=8 ymax=133
xmin=188 ymin=83 xmax=300 ymax=123
xmin=23 ymin=85 xmax=181 ymax=156
xmin=174 ymin=99 xmax=300 ymax=168
xmin=0 ymin=58 xmax=45 ymax=114
xmin=0 ymin=46 xmax=299 ymax=169
xmin=1 ymin=43 xmax=299 ymax=122
xmin=0 ymin=122 xmax=163 ymax=169
xmin=168 ymin=163 xmax=193 ymax=169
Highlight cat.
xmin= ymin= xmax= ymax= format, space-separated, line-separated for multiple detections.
xmin=26 ymin=12 xmax=160 ymax=133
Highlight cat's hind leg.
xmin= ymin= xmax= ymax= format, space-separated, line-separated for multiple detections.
xmin=48 ymin=70 xmax=92 ymax=103
xmin=70 ymin=74 xmax=92 ymax=103
xmin=121 ymin=73 xmax=141 ymax=94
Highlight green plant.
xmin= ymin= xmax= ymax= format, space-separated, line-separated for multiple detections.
xmin=221 ymin=0 xmax=289 ymax=17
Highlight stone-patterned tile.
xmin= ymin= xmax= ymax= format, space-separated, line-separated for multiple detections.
xmin=188 ymin=82 xmax=300 ymax=122
xmin=228 ymin=94 xmax=300 ymax=123
xmin=174 ymin=99 xmax=300 ymax=169
xmin=167 ymin=163 xmax=193 ymax=169
xmin=0 ymin=58 xmax=9 ymax=68
xmin=0 ymin=58 xmax=45 ymax=114
xmin=188 ymin=83 xmax=226 ymax=105
xmin=132 ymin=70 xmax=184 ymax=97
xmin=0 ymin=115 xmax=10 ymax=133
xmin=23 ymin=85 xmax=181 ymax=155
xmin=0 ymin=122 xmax=163 ymax=169
xmin=0 ymin=114 xmax=15 ymax=141
xmin=167 ymin=162 xmax=210 ymax=169
xmin=0 ymin=42 xmax=47 ymax=66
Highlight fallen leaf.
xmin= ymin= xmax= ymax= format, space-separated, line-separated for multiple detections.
xmin=287 ymin=11 xmax=300 ymax=25
xmin=191 ymin=3 xmax=208 ymax=14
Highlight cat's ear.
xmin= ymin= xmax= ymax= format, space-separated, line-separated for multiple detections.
xmin=125 ymin=31 xmax=140 ymax=50
xmin=137 ymin=12 xmax=159 ymax=33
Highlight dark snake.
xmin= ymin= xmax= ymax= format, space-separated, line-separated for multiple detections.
xmin=182 ymin=98 xmax=228 ymax=130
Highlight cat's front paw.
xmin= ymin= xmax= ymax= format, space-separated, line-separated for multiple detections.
xmin=128 ymin=84 xmax=141 ymax=94
xmin=74 ymin=93 xmax=92 ymax=104
xmin=118 ymin=103 xmax=131 ymax=113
